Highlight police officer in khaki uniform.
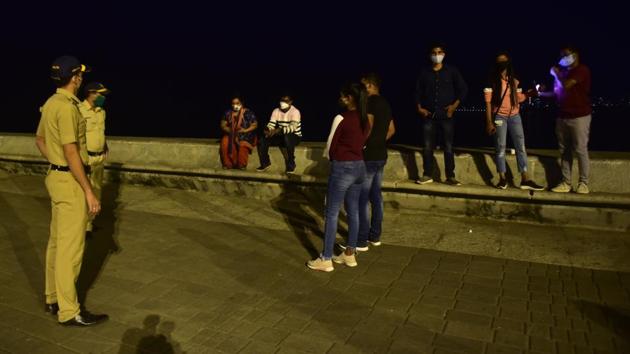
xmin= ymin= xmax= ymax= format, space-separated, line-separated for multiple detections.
xmin=35 ymin=56 xmax=109 ymax=326
xmin=79 ymin=82 xmax=110 ymax=232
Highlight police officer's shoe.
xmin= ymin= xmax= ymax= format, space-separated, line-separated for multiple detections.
xmin=45 ymin=302 xmax=59 ymax=316
xmin=60 ymin=311 xmax=109 ymax=326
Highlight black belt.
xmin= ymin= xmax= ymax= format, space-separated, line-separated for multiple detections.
xmin=88 ymin=150 xmax=106 ymax=156
xmin=50 ymin=164 xmax=91 ymax=174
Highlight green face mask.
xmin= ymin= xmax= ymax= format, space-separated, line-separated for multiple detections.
xmin=94 ymin=95 xmax=106 ymax=107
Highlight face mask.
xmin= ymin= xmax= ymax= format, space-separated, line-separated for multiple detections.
xmin=279 ymin=102 xmax=290 ymax=110
xmin=94 ymin=95 xmax=106 ymax=107
xmin=559 ymin=54 xmax=576 ymax=67
xmin=232 ymin=104 xmax=242 ymax=112
xmin=431 ymin=54 xmax=445 ymax=64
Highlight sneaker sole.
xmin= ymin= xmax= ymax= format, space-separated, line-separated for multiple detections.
xmin=369 ymin=241 xmax=381 ymax=246
xmin=497 ymin=185 xmax=508 ymax=190
xmin=307 ymin=264 xmax=334 ymax=272
xmin=551 ymin=189 xmax=571 ymax=193
xmin=520 ymin=186 xmax=545 ymax=191
xmin=415 ymin=180 xmax=434 ymax=185
xmin=576 ymin=190 xmax=590 ymax=194
xmin=333 ymin=259 xmax=358 ymax=267
xmin=256 ymin=166 xmax=271 ymax=172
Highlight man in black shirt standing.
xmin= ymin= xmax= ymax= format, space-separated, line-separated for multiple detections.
xmin=356 ymin=73 xmax=395 ymax=251
xmin=415 ymin=43 xmax=468 ymax=186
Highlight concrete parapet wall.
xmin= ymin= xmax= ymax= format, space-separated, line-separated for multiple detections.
xmin=1 ymin=133 xmax=629 ymax=231
xmin=2 ymin=133 xmax=629 ymax=193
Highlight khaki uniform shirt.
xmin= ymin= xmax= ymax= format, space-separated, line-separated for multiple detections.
xmin=78 ymin=100 xmax=106 ymax=152
xmin=36 ymin=88 xmax=88 ymax=166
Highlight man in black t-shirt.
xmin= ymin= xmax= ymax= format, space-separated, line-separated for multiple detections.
xmin=356 ymin=73 xmax=396 ymax=250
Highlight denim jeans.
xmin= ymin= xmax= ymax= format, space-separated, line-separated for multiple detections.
xmin=358 ymin=160 xmax=386 ymax=247
xmin=423 ymin=118 xmax=455 ymax=178
xmin=493 ymin=114 xmax=528 ymax=174
xmin=257 ymin=133 xmax=301 ymax=170
xmin=556 ymin=115 xmax=591 ymax=184
xmin=322 ymin=160 xmax=366 ymax=259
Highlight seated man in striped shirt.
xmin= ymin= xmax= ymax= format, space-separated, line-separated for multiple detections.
xmin=256 ymin=94 xmax=302 ymax=174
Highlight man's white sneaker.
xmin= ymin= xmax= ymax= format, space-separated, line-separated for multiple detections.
xmin=551 ymin=182 xmax=571 ymax=193
xmin=576 ymin=182 xmax=590 ymax=194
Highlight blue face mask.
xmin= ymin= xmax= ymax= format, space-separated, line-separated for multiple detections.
xmin=559 ymin=54 xmax=576 ymax=67
xmin=94 ymin=95 xmax=106 ymax=107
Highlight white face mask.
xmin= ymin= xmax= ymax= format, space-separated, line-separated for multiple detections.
xmin=559 ymin=54 xmax=576 ymax=67
xmin=232 ymin=104 xmax=242 ymax=112
xmin=279 ymin=102 xmax=290 ymax=110
xmin=431 ymin=54 xmax=445 ymax=64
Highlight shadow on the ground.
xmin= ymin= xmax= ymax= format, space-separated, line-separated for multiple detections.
xmin=270 ymin=178 xmax=323 ymax=259
xmin=119 ymin=314 xmax=183 ymax=354
xmin=77 ymin=166 xmax=123 ymax=309
xmin=576 ymin=300 xmax=630 ymax=339
xmin=178 ymin=223 xmax=395 ymax=352
xmin=0 ymin=194 xmax=44 ymax=298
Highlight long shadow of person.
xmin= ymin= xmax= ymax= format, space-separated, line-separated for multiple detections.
xmin=179 ymin=226 xmax=381 ymax=352
xmin=470 ymin=149 xmax=496 ymax=187
xmin=574 ymin=300 xmax=630 ymax=343
xmin=538 ymin=154 xmax=562 ymax=189
xmin=390 ymin=145 xmax=420 ymax=181
xmin=0 ymin=194 xmax=44 ymax=299
xmin=270 ymin=178 xmax=323 ymax=259
xmin=119 ymin=314 xmax=181 ymax=354
xmin=76 ymin=165 xmax=122 ymax=308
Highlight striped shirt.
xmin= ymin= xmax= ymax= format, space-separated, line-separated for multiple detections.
xmin=266 ymin=106 xmax=302 ymax=136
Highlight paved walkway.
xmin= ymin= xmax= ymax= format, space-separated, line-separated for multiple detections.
xmin=1 ymin=171 xmax=629 ymax=353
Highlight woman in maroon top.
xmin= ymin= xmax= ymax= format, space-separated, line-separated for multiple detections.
xmin=307 ymin=83 xmax=370 ymax=272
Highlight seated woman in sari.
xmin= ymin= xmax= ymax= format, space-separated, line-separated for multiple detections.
xmin=220 ymin=95 xmax=258 ymax=169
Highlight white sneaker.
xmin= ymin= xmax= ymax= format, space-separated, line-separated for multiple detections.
xmin=415 ymin=176 xmax=434 ymax=185
xmin=551 ymin=182 xmax=571 ymax=193
xmin=332 ymin=252 xmax=358 ymax=267
xmin=576 ymin=182 xmax=590 ymax=194
xmin=307 ymin=257 xmax=334 ymax=272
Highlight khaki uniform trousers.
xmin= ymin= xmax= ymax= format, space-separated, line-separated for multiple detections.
xmin=86 ymin=154 xmax=105 ymax=231
xmin=44 ymin=170 xmax=88 ymax=322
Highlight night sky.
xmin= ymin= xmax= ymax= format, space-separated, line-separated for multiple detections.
xmin=1 ymin=3 xmax=628 ymax=149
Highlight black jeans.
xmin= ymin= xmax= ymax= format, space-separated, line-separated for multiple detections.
xmin=257 ymin=133 xmax=301 ymax=170
xmin=422 ymin=118 xmax=455 ymax=178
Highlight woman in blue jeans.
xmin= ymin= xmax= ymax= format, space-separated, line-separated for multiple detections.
xmin=307 ymin=83 xmax=370 ymax=272
xmin=484 ymin=52 xmax=544 ymax=191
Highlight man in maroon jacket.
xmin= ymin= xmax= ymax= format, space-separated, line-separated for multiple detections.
xmin=540 ymin=46 xmax=592 ymax=194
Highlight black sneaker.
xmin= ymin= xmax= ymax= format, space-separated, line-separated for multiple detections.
xmin=445 ymin=178 xmax=462 ymax=186
xmin=520 ymin=180 xmax=545 ymax=191
xmin=60 ymin=311 xmax=109 ymax=327
xmin=285 ymin=168 xmax=296 ymax=174
xmin=496 ymin=178 xmax=508 ymax=190
xmin=256 ymin=164 xmax=271 ymax=172
xmin=45 ymin=302 xmax=59 ymax=316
